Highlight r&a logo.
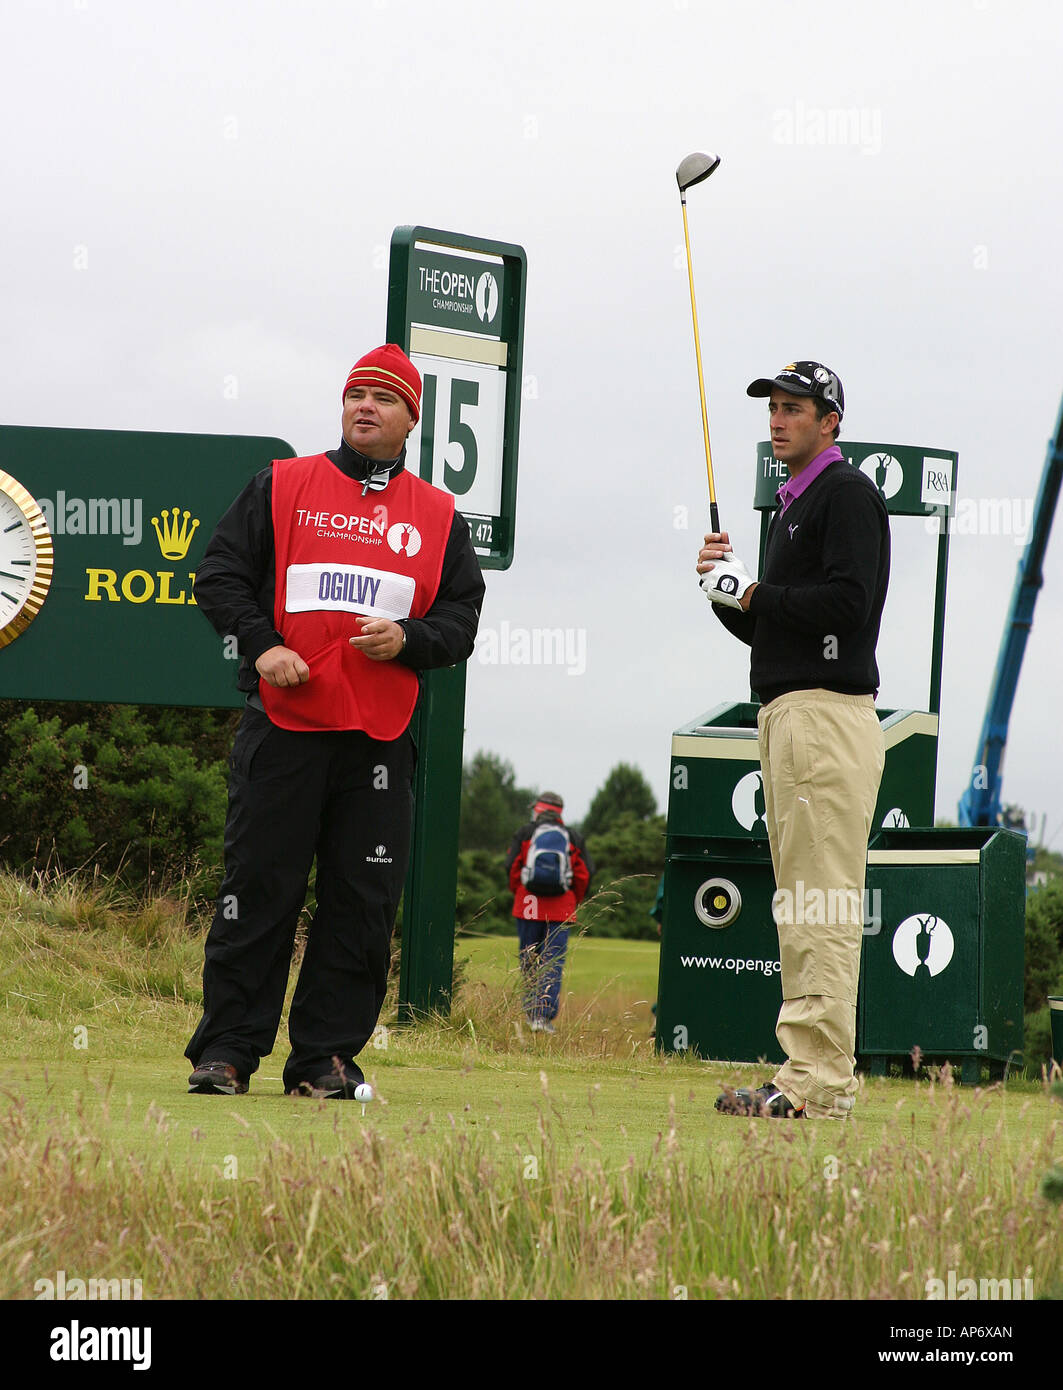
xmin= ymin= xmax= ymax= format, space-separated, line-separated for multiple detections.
xmin=387 ymin=522 xmax=421 ymax=557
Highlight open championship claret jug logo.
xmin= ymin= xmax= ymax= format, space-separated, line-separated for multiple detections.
xmin=859 ymin=452 xmax=904 ymax=501
xmin=892 ymin=912 xmax=955 ymax=978
xmin=475 ymin=271 xmax=499 ymax=324
xmin=386 ymin=522 xmax=421 ymax=557
xmin=732 ymin=769 xmax=768 ymax=834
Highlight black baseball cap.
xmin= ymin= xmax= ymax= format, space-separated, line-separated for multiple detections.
xmin=746 ymin=361 xmax=844 ymax=418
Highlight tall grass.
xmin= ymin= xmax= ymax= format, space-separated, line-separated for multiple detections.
xmin=1 ymin=866 xmax=1060 ymax=1301
xmin=1 ymin=1079 xmax=1059 ymax=1300
xmin=0 ymin=868 xmax=205 ymax=1033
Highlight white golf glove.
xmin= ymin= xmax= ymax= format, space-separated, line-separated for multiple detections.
xmin=700 ymin=553 xmax=756 ymax=610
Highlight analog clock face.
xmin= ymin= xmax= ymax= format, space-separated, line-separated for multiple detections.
xmin=0 ymin=470 xmax=53 ymax=648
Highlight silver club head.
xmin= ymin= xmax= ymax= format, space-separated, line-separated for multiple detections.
xmin=676 ymin=151 xmax=721 ymax=195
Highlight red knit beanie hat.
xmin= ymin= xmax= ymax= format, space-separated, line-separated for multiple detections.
xmin=342 ymin=344 xmax=421 ymax=423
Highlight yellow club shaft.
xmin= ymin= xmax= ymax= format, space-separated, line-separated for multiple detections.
xmin=681 ymin=197 xmax=719 ymax=525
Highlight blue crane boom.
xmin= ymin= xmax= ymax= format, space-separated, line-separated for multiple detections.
xmin=958 ymin=393 xmax=1063 ymax=827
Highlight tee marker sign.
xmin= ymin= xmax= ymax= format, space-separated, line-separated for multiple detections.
xmin=387 ymin=226 xmax=527 ymax=570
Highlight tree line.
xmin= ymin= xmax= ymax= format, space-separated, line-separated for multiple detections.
xmin=0 ymin=701 xmax=665 ymax=940
xmin=2 ymin=702 xmax=1060 ymax=1004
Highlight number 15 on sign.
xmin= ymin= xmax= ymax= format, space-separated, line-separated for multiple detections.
xmin=407 ymin=356 xmax=505 ymax=527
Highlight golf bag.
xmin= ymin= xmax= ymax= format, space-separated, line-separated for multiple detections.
xmin=520 ymin=822 xmax=573 ymax=896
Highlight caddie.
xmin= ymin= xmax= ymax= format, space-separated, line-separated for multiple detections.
xmin=185 ymin=344 xmax=484 ymax=1098
xmin=697 ymin=361 xmax=889 ymax=1119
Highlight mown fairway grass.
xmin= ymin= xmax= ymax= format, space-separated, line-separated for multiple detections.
xmin=1 ymin=873 xmax=1060 ymax=1301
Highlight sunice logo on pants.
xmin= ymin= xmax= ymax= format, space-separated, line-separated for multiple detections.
xmin=365 ymin=845 xmax=392 ymax=864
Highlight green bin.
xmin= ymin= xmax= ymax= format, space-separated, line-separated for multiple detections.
xmin=657 ymin=836 xmax=784 ymax=1063
xmin=663 ymin=702 xmax=939 ymax=842
xmin=859 ymin=827 xmax=1026 ymax=1081
xmin=656 ymin=701 xmax=940 ymax=1062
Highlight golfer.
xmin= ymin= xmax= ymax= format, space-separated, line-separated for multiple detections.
xmin=697 ymin=361 xmax=889 ymax=1119
xmin=185 ymin=344 xmax=484 ymax=1098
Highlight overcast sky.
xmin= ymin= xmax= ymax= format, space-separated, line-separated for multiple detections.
xmin=2 ymin=0 xmax=1061 ymax=843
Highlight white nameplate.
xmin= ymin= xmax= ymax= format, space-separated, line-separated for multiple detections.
xmin=284 ymin=563 xmax=415 ymax=620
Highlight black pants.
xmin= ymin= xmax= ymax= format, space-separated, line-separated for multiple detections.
xmin=185 ymin=705 xmax=414 ymax=1090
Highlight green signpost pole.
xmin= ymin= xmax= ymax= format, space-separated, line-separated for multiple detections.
xmin=929 ymin=518 xmax=951 ymax=717
xmin=386 ymin=225 xmax=527 ymax=1022
xmin=396 ymin=661 xmax=469 ymax=1021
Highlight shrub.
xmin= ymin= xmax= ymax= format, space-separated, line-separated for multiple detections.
xmin=0 ymin=700 xmax=235 ymax=888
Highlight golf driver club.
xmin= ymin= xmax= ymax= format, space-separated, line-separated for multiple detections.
xmin=676 ymin=151 xmax=721 ymax=534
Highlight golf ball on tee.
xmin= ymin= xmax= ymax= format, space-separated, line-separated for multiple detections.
xmin=354 ymin=1083 xmax=374 ymax=1103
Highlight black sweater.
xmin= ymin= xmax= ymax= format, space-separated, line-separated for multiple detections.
xmin=714 ymin=460 xmax=890 ymax=704
xmin=193 ymin=440 xmax=485 ymax=693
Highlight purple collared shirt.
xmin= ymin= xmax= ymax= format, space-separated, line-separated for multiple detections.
xmin=776 ymin=444 xmax=843 ymax=513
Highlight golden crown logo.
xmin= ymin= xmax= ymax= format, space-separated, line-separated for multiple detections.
xmin=151 ymin=508 xmax=200 ymax=560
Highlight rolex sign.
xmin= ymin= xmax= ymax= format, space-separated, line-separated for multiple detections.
xmin=0 ymin=426 xmax=295 ymax=707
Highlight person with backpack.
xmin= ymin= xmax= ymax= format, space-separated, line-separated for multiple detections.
xmin=506 ymin=793 xmax=592 ymax=1033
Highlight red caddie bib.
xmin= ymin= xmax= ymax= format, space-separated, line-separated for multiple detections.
xmin=260 ymin=454 xmax=454 ymax=738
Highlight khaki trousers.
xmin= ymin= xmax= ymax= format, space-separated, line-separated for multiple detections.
xmin=756 ymin=691 xmax=884 ymax=1117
